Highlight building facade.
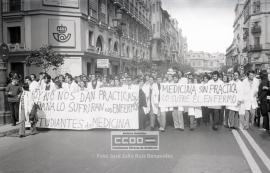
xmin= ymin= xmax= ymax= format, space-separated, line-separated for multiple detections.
xmin=227 ymin=0 xmax=270 ymax=72
xmin=0 ymin=0 xmax=2 ymax=43
xmin=1 ymin=0 xmax=151 ymax=77
xmin=149 ymin=0 xmax=187 ymax=72
xmin=185 ymin=51 xmax=225 ymax=73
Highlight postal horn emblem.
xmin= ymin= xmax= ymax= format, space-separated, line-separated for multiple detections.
xmin=53 ymin=24 xmax=71 ymax=43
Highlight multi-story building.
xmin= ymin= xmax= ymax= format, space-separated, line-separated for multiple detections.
xmin=149 ymin=0 xmax=187 ymax=72
xmin=226 ymin=0 xmax=246 ymax=69
xmin=1 ymin=0 xmax=151 ymax=77
xmin=0 ymin=0 xmax=2 ymax=43
xmin=227 ymin=0 xmax=270 ymax=72
xmin=185 ymin=51 xmax=225 ymax=73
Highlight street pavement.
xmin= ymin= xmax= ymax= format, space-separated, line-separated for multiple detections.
xmin=0 ymin=125 xmax=270 ymax=173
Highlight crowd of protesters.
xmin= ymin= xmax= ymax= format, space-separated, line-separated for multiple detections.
xmin=5 ymin=68 xmax=270 ymax=137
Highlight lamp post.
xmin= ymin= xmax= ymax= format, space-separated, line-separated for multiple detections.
xmin=0 ymin=43 xmax=10 ymax=124
xmin=113 ymin=9 xmax=125 ymax=75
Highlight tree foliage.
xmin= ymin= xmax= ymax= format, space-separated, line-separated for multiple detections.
xmin=26 ymin=45 xmax=64 ymax=72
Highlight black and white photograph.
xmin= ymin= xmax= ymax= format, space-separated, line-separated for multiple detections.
xmin=0 ymin=0 xmax=270 ymax=172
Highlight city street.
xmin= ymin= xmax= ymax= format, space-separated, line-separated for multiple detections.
xmin=1 ymin=125 xmax=270 ymax=173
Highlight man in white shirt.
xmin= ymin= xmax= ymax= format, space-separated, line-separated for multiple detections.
xmin=227 ymin=71 xmax=243 ymax=129
xmin=158 ymin=70 xmax=174 ymax=132
xmin=208 ymin=71 xmax=223 ymax=131
xmin=29 ymin=74 xmax=39 ymax=92
xmin=242 ymin=70 xmax=259 ymax=130
xmin=41 ymin=74 xmax=55 ymax=91
xmin=62 ymin=73 xmax=80 ymax=93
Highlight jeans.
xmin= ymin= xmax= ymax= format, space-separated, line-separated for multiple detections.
xmin=8 ymin=102 xmax=19 ymax=125
xmin=202 ymin=107 xmax=210 ymax=124
xmin=209 ymin=108 xmax=220 ymax=127
xmin=229 ymin=110 xmax=239 ymax=128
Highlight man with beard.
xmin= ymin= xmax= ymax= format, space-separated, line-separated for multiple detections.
xmin=208 ymin=71 xmax=223 ymax=131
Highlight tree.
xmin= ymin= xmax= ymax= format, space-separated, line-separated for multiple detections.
xmin=26 ymin=45 xmax=65 ymax=72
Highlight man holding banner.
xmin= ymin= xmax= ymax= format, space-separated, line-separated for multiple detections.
xmin=172 ymin=73 xmax=186 ymax=131
xmin=203 ymin=71 xmax=223 ymax=131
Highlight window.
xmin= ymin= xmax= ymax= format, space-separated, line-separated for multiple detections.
xmin=153 ymin=24 xmax=155 ymax=33
xmin=253 ymin=1 xmax=260 ymax=13
xmin=114 ymin=42 xmax=118 ymax=52
xmin=254 ymin=36 xmax=260 ymax=46
xmin=9 ymin=0 xmax=21 ymax=12
xmin=8 ymin=27 xmax=21 ymax=44
xmin=108 ymin=38 xmax=112 ymax=51
xmin=88 ymin=31 xmax=93 ymax=46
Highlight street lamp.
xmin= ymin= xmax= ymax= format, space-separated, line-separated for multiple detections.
xmin=113 ymin=9 xmax=126 ymax=74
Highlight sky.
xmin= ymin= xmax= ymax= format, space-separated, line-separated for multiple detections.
xmin=162 ymin=0 xmax=236 ymax=53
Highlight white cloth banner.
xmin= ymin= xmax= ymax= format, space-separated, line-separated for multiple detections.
xmin=31 ymin=87 xmax=139 ymax=130
xmin=159 ymin=83 xmax=239 ymax=107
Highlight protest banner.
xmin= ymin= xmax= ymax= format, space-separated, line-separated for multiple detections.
xmin=31 ymin=87 xmax=139 ymax=130
xmin=159 ymin=83 xmax=239 ymax=107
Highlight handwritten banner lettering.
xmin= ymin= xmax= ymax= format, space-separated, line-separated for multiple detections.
xmin=159 ymin=83 xmax=238 ymax=107
xmin=31 ymin=87 xmax=139 ymax=130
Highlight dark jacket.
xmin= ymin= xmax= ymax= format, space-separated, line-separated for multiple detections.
xmin=258 ymin=79 xmax=269 ymax=116
xmin=5 ymin=83 xmax=22 ymax=102
xmin=139 ymin=89 xmax=147 ymax=108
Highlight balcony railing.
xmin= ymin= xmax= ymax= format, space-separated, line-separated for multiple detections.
xmin=2 ymin=0 xmax=23 ymax=13
xmin=87 ymin=46 xmax=120 ymax=58
xmin=249 ymin=44 xmax=262 ymax=52
xmin=251 ymin=26 xmax=261 ymax=34
xmin=7 ymin=43 xmax=26 ymax=52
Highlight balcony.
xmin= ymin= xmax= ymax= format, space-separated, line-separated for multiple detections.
xmin=87 ymin=46 xmax=120 ymax=58
xmin=249 ymin=44 xmax=262 ymax=52
xmin=251 ymin=25 xmax=261 ymax=34
xmin=2 ymin=0 xmax=23 ymax=13
xmin=7 ymin=43 xmax=26 ymax=52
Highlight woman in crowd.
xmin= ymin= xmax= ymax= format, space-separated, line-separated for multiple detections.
xmin=201 ymin=74 xmax=210 ymax=126
xmin=258 ymin=70 xmax=270 ymax=133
